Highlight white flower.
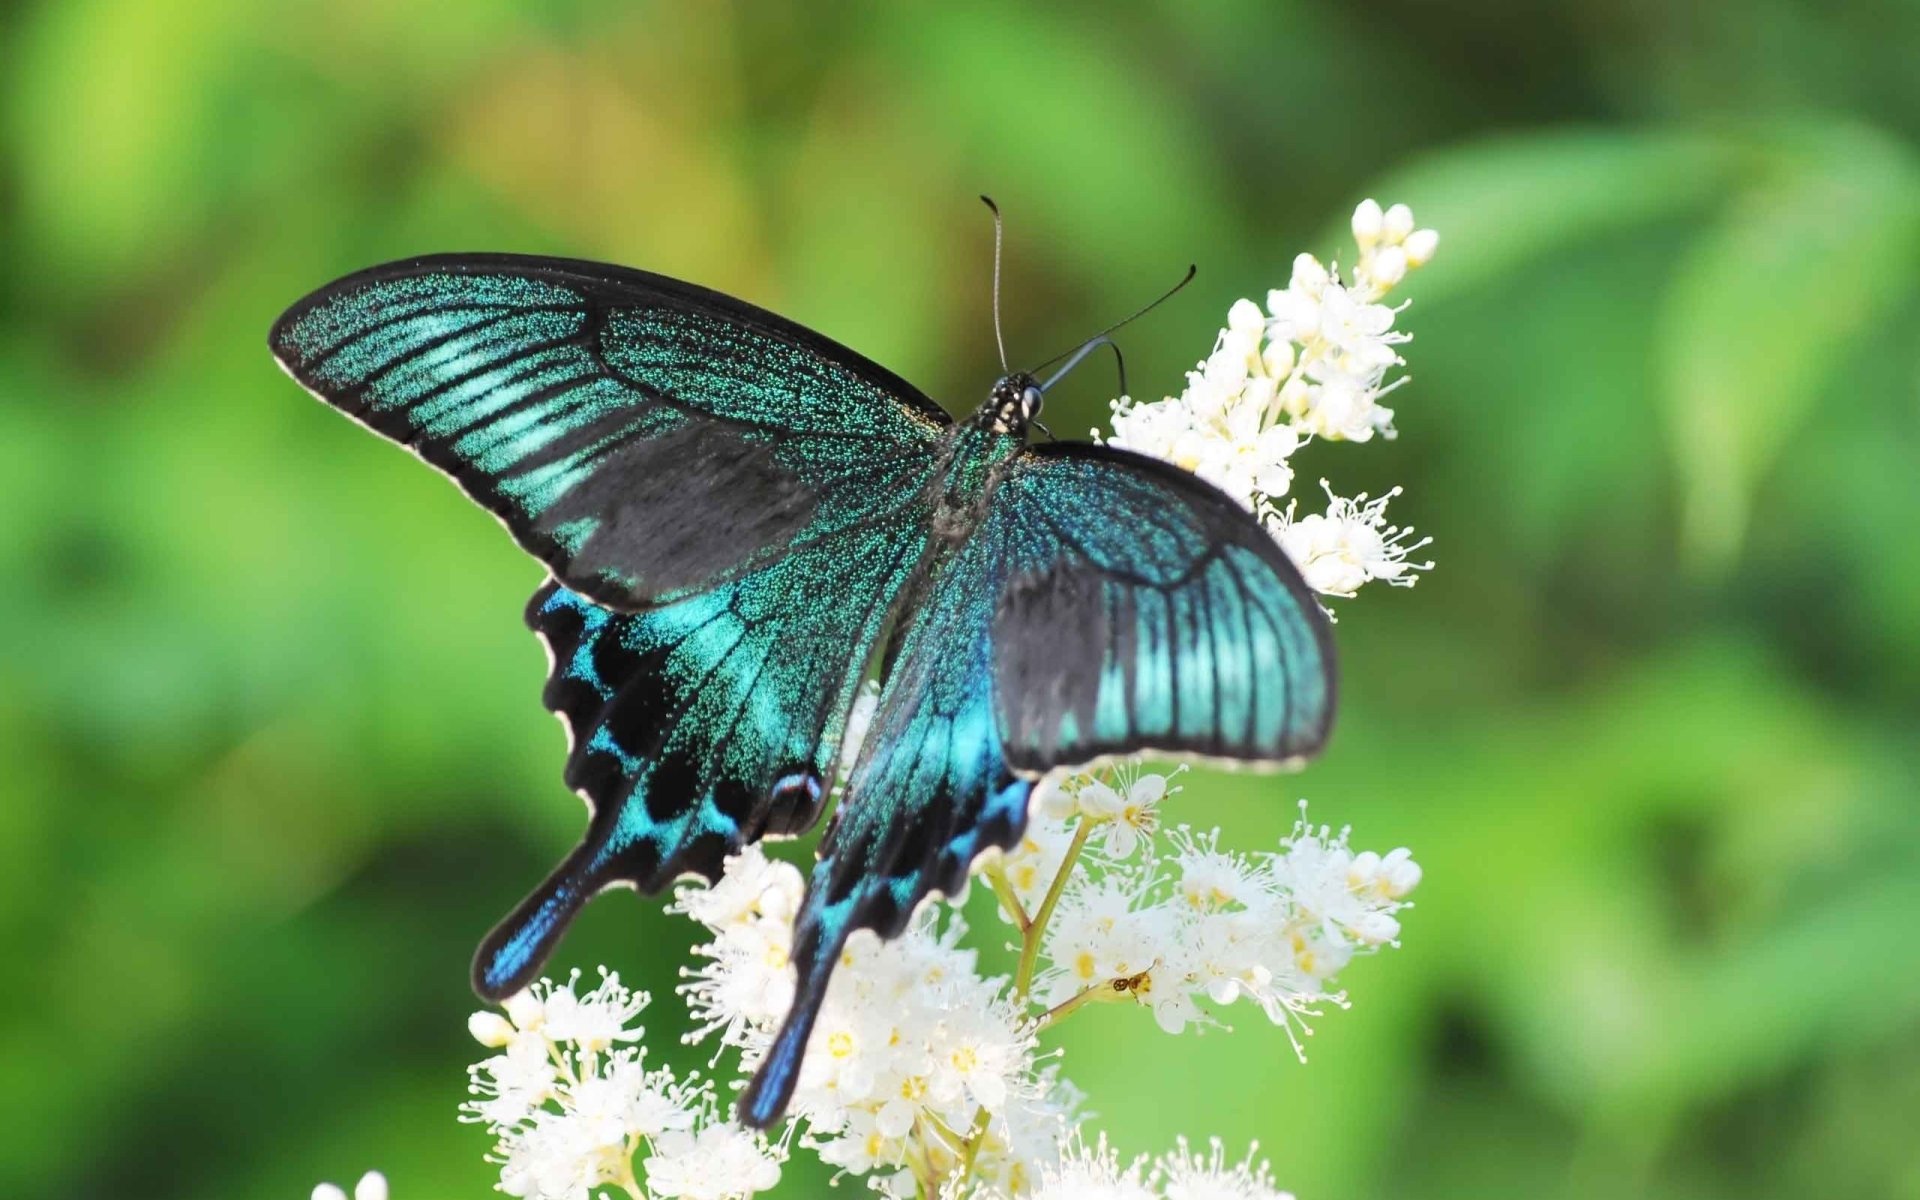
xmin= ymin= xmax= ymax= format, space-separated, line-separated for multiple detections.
xmin=675 ymin=844 xmax=803 ymax=931
xmin=995 ymin=807 xmax=1078 ymax=912
xmin=1350 ymin=846 xmax=1423 ymax=900
xmin=463 ymin=970 xmax=780 ymax=1200
xmin=1154 ymin=1138 xmax=1293 ymax=1200
xmin=680 ymin=852 xmax=1049 ymax=1195
xmin=644 ymin=1124 xmax=783 ymax=1200
xmin=674 ymin=848 xmax=807 ymax=1048
xmin=1038 ymin=870 xmax=1171 ymax=1005
xmin=467 ymin=1032 xmax=559 ymax=1129
xmin=540 ymin=969 xmax=647 ymax=1052
xmin=1030 ymin=1135 xmax=1155 ymax=1200
xmin=1108 ymin=197 xmax=1437 ymax=603
xmin=1271 ymin=482 xmax=1433 ymax=598
xmin=1171 ymin=831 xmax=1260 ymax=912
xmin=311 ymin=1172 xmax=387 ymax=1200
xmin=836 ymin=680 xmax=882 ymax=784
xmin=1073 ymin=767 xmax=1176 ymax=859
xmin=1191 ymin=407 xmax=1298 ymax=505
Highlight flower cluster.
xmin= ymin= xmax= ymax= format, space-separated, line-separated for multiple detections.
xmin=676 ymin=847 xmax=1069 ymax=1197
xmin=461 ymin=970 xmax=782 ymax=1200
xmin=1008 ymin=772 xmax=1420 ymax=1046
xmin=655 ymin=767 xmax=1418 ymax=1198
xmin=1106 ymin=199 xmax=1436 ymax=601
xmin=1030 ymin=1136 xmax=1296 ymax=1200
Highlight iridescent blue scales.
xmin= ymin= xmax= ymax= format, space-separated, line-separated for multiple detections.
xmin=270 ymin=254 xmax=1335 ymax=1127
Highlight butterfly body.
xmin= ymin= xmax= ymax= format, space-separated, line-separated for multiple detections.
xmin=270 ymin=254 xmax=1335 ymax=1127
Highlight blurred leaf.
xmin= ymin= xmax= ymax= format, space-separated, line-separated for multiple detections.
xmin=1349 ymin=129 xmax=1743 ymax=300
xmin=1659 ymin=122 xmax=1920 ymax=571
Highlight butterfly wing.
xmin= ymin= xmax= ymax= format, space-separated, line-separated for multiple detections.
xmin=271 ymin=254 xmax=954 ymax=998
xmin=738 ymin=441 xmax=1335 ymax=1126
xmin=990 ymin=442 xmax=1335 ymax=768
xmin=270 ymin=253 xmax=950 ymax=611
xmin=478 ymin=468 xmax=933 ymax=998
xmin=740 ymin=520 xmax=1031 ymax=1126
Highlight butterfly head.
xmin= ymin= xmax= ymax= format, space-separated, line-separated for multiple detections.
xmin=980 ymin=372 xmax=1045 ymax=437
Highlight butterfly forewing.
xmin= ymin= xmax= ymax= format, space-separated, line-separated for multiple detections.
xmin=270 ymin=254 xmax=950 ymax=612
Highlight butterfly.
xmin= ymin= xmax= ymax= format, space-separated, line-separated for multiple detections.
xmin=269 ymin=250 xmax=1335 ymax=1127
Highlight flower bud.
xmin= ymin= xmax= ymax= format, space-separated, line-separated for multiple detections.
xmin=1289 ymin=252 xmax=1329 ymax=292
xmin=503 ymin=989 xmax=545 ymax=1032
xmin=468 ymin=1010 xmax=517 ymax=1047
xmin=1402 ymin=228 xmax=1439 ymax=267
xmin=1261 ymin=339 xmax=1296 ymax=380
xmin=1351 ymin=911 xmax=1402 ymax=945
xmin=1383 ymin=203 xmax=1415 ymax=242
xmin=1350 ymin=198 xmax=1384 ymax=247
xmin=1076 ymin=780 xmax=1124 ymax=819
xmin=1368 ymin=246 xmax=1408 ymax=289
xmin=1035 ymin=776 xmax=1077 ymax=820
xmin=1227 ymin=297 xmax=1265 ymax=336
xmin=1380 ymin=847 xmax=1423 ymax=897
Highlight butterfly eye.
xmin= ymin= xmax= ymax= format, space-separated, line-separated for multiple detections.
xmin=1021 ymin=385 xmax=1045 ymax=418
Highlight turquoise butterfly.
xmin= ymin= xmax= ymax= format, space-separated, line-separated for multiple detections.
xmin=270 ymin=254 xmax=1335 ymax=1126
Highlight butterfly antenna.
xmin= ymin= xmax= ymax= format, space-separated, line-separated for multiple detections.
xmin=1039 ymin=335 xmax=1126 ymax=399
xmin=1029 ymin=263 xmax=1190 ymax=376
xmin=981 ymin=195 xmax=1011 ymax=373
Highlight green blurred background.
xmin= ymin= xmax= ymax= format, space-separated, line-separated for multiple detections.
xmin=4 ymin=1 xmax=1918 ymax=1196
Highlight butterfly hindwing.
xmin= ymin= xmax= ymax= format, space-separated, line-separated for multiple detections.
xmin=740 ymin=523 xmax=1032 ymax=1126
xmin=990 ymin=442 xmax=1335 ymax=768
xmin=477 ymin=476 xmax=935 ymax=999
xmin=737 ymin=442 xmax=1335 ymax=1125
xmin=270 ymin=254 xmax=950 ymax=611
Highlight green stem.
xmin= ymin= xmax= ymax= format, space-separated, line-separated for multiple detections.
xmin=1036 ymin=977 xmax=1125 ymax=1029
xmin=956 ymin=1106 xmax=992 ymax=1181
xmin=905 ymin=1118 xmax=939 ymax=1198
xmin=1015 ymin=821 xmax=1093 ymax=1002
xmin=950 ymin=820 xmax=1099 ymax=1189
xmin=984 ymin=864 xmax=1031 ymax=933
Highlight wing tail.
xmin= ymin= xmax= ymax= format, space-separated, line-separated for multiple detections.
xmin=473 ymin=834 xmax=610 ymax=999
xmin=737 ymin=896 xmax=847 ymax=1128
xmin=735 ymin=532 xmax=1035 ymax=1127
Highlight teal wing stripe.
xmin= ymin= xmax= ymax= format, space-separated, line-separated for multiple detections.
xmin=988 ymin=443 xmax=1336 ymax=769
xmin=271 ymin=254 xmax=949 ymax=611
xmin=473 ymin=475 xmax=935 ymax=1001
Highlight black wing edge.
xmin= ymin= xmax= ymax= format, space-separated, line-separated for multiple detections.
xmin=1007 ymin=439 xmax=1339 ymax=767
xmin=266 ymin=251 xmax=954 ymax=430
